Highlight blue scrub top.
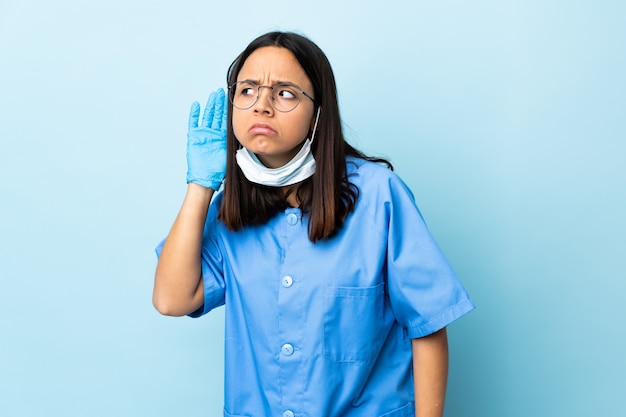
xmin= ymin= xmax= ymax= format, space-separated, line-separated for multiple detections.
xmin=157 ymin=157 xmax=474 ymax=417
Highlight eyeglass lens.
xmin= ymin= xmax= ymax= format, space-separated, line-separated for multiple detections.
xmin=230 ymin=81 xmax=303 ymax=112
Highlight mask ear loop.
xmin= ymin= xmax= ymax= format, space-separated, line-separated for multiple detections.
xmin=310 ymin=107 xmax=321 ymax=143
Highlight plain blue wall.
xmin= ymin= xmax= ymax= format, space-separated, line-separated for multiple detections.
xmin=1 ymin=1 xmax=624 ymax=416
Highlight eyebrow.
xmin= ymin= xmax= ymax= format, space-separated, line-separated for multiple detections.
xmin=238 ymin=78 xmax=302 ymax=88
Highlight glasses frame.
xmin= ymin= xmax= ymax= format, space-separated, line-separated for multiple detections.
xmin=228 ymin=81 xmax=316 ymax=113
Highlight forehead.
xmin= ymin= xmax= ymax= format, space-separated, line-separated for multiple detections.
xmin=238 ymin=46 xmax=312 ymax=88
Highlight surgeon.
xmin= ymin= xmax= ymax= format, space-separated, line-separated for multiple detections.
xmin=153 ymin=31 xmax=474 ymax=417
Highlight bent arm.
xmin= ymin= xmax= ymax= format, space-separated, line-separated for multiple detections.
xmin=153 ymin=183 xmax=214 ymax=316
xmin=412 ymin=327 xmax=449 ymax=417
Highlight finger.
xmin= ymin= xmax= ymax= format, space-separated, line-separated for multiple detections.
xmin=188 ymin=101 xmax=201 ymax=129
xmin=201 ymin=91 xmax=217 ymax=128
xmin=220 ymin=99 xmax=228 ymax=131
xmin=211 ymin=88 xmax=226 ymax=130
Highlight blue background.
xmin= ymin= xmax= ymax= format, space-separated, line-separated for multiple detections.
xmin=1 ymin=1 xmax=624 ymax=416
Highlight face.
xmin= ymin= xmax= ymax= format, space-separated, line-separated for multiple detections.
xmin=232 ymin=46 xmax=316 ymax=168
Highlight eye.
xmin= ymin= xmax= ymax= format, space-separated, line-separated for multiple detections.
xmin=238 ymin=82 xmax=258 ymax=96
xmin=275 ymin=85 xmax=298 ymax=100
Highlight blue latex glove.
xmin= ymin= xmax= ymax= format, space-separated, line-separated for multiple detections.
xmin=186 ymin=88 xmax=228 ymax=190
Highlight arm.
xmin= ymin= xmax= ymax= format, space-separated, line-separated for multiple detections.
xmin=153 ymin=183 xmax=213 ymax=316
xmin=152 ymin=89 xmax=228 ymax=316
xmin=412 ymin=327 xmax=449 ymax=417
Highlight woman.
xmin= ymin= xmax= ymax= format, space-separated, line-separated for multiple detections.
xmin=153 ymin=31 xmax=474 ymax=417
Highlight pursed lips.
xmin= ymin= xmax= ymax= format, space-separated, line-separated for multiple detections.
xmin=249 ymin=123 xmax=277 ymax=135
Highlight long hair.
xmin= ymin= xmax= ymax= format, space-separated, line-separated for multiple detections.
xmin=218 ymin=31 xmax=391 ymax=242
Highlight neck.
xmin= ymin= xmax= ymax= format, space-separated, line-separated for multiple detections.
xmin=282 ymin=185 xmax=300 ymax=208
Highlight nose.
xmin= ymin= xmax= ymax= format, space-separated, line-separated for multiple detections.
xmin=253 ymin=85 xmax=274 ymax=114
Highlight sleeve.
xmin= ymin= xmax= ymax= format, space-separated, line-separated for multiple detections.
xmin=384 ymin=174 xmax=475 ymax=338
xmin=154 ymin=201 xmax=226 ymax=318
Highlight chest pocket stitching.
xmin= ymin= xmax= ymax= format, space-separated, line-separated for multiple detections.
xmin=323 ymin=282 xmax=385 ymax=362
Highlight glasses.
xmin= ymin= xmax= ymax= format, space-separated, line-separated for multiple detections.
xmin=228 ymin=81 xmax=315 ymax=113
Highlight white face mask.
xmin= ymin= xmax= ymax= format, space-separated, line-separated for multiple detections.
xmin=236 ymin=107 xmax=321 ymax=187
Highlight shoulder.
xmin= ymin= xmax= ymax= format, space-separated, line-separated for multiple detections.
xmin=346 ymin=156 xmax=415 ymax=201
xmin=347 ymin=156 xmax=393 ymax=183
xmin=343 ymin=157 xmax=427 ymax=239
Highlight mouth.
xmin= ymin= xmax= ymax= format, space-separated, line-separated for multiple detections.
xmin=249 ymin=123 xmax=276 ymax=135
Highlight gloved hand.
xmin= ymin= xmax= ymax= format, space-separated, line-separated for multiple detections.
xmin=186 ymin=88 xmax=228 ymax=190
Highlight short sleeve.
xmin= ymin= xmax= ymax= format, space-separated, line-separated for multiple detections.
xmin=384 ymin=174 xmax=475 ymax=338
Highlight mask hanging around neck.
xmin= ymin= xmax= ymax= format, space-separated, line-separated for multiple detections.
xmin=235 ymin=107 xmax=321 ymax=187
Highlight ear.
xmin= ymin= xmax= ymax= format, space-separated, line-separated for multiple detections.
xmin=310 ymin=109 xmax=317 ymax=130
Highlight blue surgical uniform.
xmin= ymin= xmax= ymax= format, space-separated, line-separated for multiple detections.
xmin=156 ymin=157 xmax=475 ymax=417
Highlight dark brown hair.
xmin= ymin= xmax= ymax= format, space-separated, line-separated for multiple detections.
xmin=218 ymin=31 xmax=391 ymax=242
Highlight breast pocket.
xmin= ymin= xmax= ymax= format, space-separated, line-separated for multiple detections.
xmin=323 ymin=283 xmax=385 ymax=362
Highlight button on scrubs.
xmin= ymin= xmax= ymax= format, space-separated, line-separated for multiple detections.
xmin=157 ymin=157 xmax=475 ymax=417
